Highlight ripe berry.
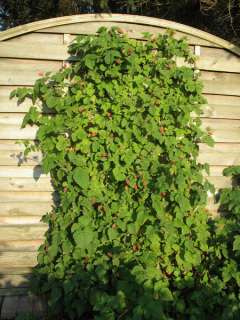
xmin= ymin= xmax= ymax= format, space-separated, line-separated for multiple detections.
xmin=133 ymin=244 xmax=140 ymax=252
xmin=133 ymin=184 xmax=138 ymax=190
xmin=160 ymin=127 xmax=165 ymax=134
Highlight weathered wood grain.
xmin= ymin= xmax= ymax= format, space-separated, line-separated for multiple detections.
xmin=0 ymin=252 xmax=37 ymax=267
xmin=195 ymin=47 xmax=240 ymax=73
xmin=199 ymin=143 xmax=240 ymax=165
xmin=0 ymin=224 xmax=47 ymax=241
xmin=201 ymin=104 xmax=240 ymax=119
xmin=0 ymin=216 xmax=42 ymax=225
xmin=8 ymin=32 xmax=63 ymax=44
xmin=204 ymin=94 xmax=240 ymax=106
xmin=0 ymin=267 xmax=32 ymax=275
xmin=0 ymin=86 xmax=32 ymax=113
xmin=200 ymin=47 xmax=239 ymax=59
xmin=208 ymin=176 xmax=231 ymax=189
xmin=0 ymin=191 xmax=54 ymax=202
xmin=0 ymin=42 xmax=68 ymax=61
xmin=201 ymin=118 xmax=240 ymax=142
xmin=0 ymin=150 xmax=41 ymax=166
xmin=0 ymin=125 xmax=37 ymax=139
xmin=0 ymin=177 xmax=52 ymax=192
xmin=0 ymin=59 xmax=62 ymax=86
xmin=0 ymin=202 xmax=52 ymax=216
xmin=0 ymin=240 xmax=42 ymax=251
xmin=0 ymin=140 xmax=41 ymax=166
xmin=0 ymin=166 xmax=47 ymax=178
xmin=201 ymin=71 xmax=240 ymax=96
xmin=201 ymin=94 xmax=240 ymax=119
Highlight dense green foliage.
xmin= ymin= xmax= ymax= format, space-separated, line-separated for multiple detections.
xmin=1 ymin=0 xmax=240 ymax=44
xmin=11 ymin=28 xmax=240 ymax=319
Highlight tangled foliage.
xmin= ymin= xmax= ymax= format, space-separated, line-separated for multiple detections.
xmin=11 ymin=28 xmax=240 ymax=319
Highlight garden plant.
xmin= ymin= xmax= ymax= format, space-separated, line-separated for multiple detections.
xmin=11 ymin=27 xmax=240 ymax=319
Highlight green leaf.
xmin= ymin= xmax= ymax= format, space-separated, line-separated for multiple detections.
xmin=104 ymin=50 xmax=120 ymax=65
xmin=56 ymin=136 xmax=69 ymax=151
xmin=159 ymin=287 xmax=173 ymax=301
xmin=48 ymin=243 xmax=59 ymax=261
xmin=151 ymin=194 xmax=165 ymax=218
xmin=21 ymin=106 xmax=40 ymax=128
xmin=84 ymin=54 xmax=98 ymax=69
xmin=203 ymin=134 xmax=215 ymax=147
xmin=10 ymin=87 xmax=32 ymax=103
xmin=233 ymin=235 xmax=240 ymax=251
xmin=73 ymin=167 xmax=90 ymax=189
xmin=73 ymin=227 xmax=98 ymax=253
xmin=46 ymin=95 xmax=57 ymax=109
xmin=149 ymin=234 xmax=160 ymax=253
xmin=107 ymin=228 xmax=118 ymax=241
xmin=112 ymin=166 xmax=126 ymax=181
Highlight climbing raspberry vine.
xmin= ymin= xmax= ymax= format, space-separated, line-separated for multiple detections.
xmin=11 ymin=27 xmax=240 ymax=319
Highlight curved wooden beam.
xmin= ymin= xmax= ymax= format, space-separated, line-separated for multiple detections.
xmin=0 ymin=14 xmax=239 ymax=56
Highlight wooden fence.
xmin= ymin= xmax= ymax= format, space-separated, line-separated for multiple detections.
xmin=0 ymin=13 xmax=240 ymax=318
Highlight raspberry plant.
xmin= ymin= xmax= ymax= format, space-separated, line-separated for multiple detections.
xmin=11 ymin=27 xmax=226 ymax=319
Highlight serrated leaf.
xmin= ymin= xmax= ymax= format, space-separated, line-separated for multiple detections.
xmin=73 ymin=167 xmax=90 ymax=189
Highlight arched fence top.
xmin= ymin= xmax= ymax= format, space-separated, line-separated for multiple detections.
xmin=0 ymin=13 xmax=240 ymax=57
